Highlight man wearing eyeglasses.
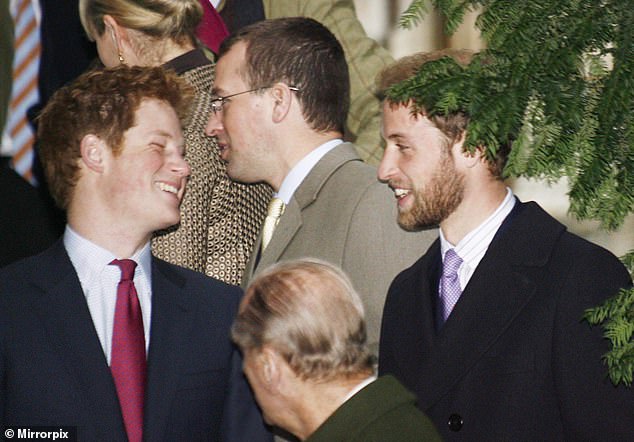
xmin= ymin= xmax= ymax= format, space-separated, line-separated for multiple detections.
xmin=206 ymin=17 xmax=436 ymax=356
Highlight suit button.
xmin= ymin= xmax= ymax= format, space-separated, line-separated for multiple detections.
xmin=448 ymin=413 xmax=463 ymax=431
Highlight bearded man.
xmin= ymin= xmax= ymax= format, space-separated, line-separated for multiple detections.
xmin=376 ymin=50 xmax=633 ymax=441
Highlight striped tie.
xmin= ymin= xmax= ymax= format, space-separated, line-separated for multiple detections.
xmin=4 ymin=0 xmax=41 ymax=184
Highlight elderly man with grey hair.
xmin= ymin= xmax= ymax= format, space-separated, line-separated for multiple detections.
xmin=232 ymin=259 xmax=441 ymax=442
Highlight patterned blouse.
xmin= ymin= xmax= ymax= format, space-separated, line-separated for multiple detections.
xmin=152 ymin=49 xmax=271 ymax=285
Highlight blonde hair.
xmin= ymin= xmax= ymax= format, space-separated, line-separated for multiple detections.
xmin=232 ymin=259 xmax=375 ymax=382
xmin=79 ymin=0 xmax=202 ymax=46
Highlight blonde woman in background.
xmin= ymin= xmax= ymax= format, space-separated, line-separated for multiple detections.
xmin=80 ymin=0 xmax=271 ymax=285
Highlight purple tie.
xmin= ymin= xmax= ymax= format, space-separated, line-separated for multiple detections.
xmin=110 ymin=259 xmax=146 ymax=442
xmin=439 ymin=249 xmax=463 ymax=322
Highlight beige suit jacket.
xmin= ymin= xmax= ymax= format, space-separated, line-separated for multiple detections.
xmin=243 ymin=143 xmax=437 ymax=353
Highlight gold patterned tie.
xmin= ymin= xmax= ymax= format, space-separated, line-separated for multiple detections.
xmin=261 ymin=197 xmax=285 ymax=252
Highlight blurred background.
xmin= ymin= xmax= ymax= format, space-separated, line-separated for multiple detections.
xmin=354 ymin=0 xmax=633 ymax=257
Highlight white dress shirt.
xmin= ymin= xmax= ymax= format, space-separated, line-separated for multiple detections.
xmin=439 ymin=187 xmax=516 ymax=290
xmin=64 ymin=226 xmax=153 ymax=363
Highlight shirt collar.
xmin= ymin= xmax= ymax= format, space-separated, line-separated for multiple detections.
xmin=64 ymin=225 xmax=152 ymax=288
xmin=440 ymin=187 xmax=515 ymax=261
xmin=275 ymin=139 xmax=343 ymax=204
xmin=342 ymin=375 xmax=377 ymax=404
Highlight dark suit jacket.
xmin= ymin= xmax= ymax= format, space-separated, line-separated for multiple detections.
xmin=379 ymin=201 xmax=633 ymax=441
xmin=306 ymin=376 xmax=441 ymax=442
xmin=0 ymin=240 xmax=271 ymax=442
xmin=32 ymin=0 xmax=98 ymax=188
xmin=0 ymin=1 xmax=12 ymax=136
xmin=0 ymin=157 xmax=63 ymax=266
xmin=37 ymin=0 xmax=97 ymax=109
xmin=2 ymin=1 xmax=98 ymax=230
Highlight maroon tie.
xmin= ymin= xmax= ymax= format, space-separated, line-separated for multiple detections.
xmin=110 ymin=259 xmax=146 ymax=442
xmin=196 ymin=0 xmax=229 ymax=53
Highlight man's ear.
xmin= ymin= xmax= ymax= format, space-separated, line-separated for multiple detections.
xmin=80 ymin=134 xmax=106 ymax=173
xmin=260 ymin=346 xmax=284 ymax=392
xmin=454 ymin=132 xmax=481 ymax=169
xmin=270 ymin=83 xmax=294 ymax=123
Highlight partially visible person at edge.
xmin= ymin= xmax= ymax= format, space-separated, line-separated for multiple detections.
xmin=0 ymin=65 xmax=271 ymax=441
xmin=80 ymin=0 xmax=272 ymax=285
xmin=376 ymin=49 xmax=634 ymax=441
xmin=1 ymin=0 xmax=98 ymax=266
xmin=233 ymin=258 xmax=442 ymax=442
xmin=200 ymin=0 xmax=394 ymax=164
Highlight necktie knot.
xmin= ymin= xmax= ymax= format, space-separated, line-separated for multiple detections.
xmin=267 ymin=198 xmax=285 ymax=218
xmin=261 ymin=198 xmax=286 ymax=251
xmin=111 ymin=259 xmax=137 ymax=282
xmin=443 ymin=249 xmax=462 ymax=276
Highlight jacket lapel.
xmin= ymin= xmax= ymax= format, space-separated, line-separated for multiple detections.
xmin=414 ymin=203 xmax=563 ymax=409
xmin=143 ymin=258 xmax=192 ymax=441
xmin=292 ymin=142 xmax=360 ymax=209
xmin=255 ymin=198 xmax=302 ymax=270
xmin=251 ymin=143 xmax=361 ymax=275
xmin=415 ymin=250 xmax=536 ymax=409
xmin=242 ymin=232 xmax=261 ymax=286
xmin=386 ymin=242 xmax=440 ymax=387
xmin=32 ymin=241 xmax=126 ymax=439
xmin=242 ymin=199 xmax=303 ymax=285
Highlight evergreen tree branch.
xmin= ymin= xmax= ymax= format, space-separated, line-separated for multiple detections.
xmin=395 ymin=0 xmax=634 ymax=387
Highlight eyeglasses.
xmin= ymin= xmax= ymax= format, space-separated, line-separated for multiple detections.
xmin=210 ymin=85 xmax=300 ymax=114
